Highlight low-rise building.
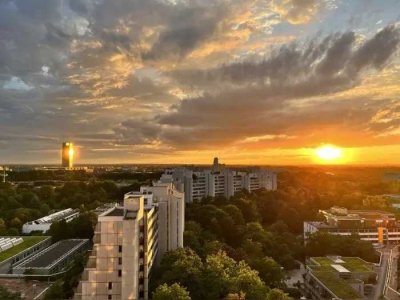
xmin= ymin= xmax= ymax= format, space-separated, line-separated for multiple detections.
xmin=22 ymin=208 xmax=80 ymax=234
xmin=304 ymin=206 xmax=400 ymax=244
xmin=0 ymin=236 xmax=51 ymax=274
xmin=12 ymin=239 xmax=89 ymax=275
xmin=302 ymin=256 xmax=376 ymax=300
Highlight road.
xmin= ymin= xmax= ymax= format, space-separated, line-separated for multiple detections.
xmin=373 ymin=248 xmax=390 ymax=300
xmin=384 ymin=245 xmax=400 ymax=300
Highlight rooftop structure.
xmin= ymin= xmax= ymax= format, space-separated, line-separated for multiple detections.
xmin=22 ymin=208 xmax=80 ymax=234
xmin=160 ymin=157 xmax=277 ymax=203
xmin=0 ymin=236 xmax=51 ymax=274
xmin=13 ymin=239 xmax=89 ymax=275
xmin=302 ymin=256 xmax=376 ymax=300
xmin=304 ymin=207 xmax=400 ymax=244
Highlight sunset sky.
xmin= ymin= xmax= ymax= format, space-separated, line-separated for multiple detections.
xmin=0 ymin=0 xmax=399 ymax=165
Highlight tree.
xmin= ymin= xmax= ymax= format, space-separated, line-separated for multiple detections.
xmin=152 ymin=248 xmax=203 ymax=299
xmin=43 ymin=280 xmax=65 ymax=300
xmin=251 ymin=257 xmax=284 ymax=288
xmin=0 ymin=286 xmax=21 ymax=300
xmin=153 ymin=283 xmax=191 ymax=300
xmin=266 ymin=288 xmax=292 ymax=300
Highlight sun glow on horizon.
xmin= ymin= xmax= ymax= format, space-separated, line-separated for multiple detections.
xmin=314 ymin=145 xmax=344 ymax=163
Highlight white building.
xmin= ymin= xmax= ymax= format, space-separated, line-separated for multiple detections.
xmin=160 ymin=157 xmax=277 ymax=203
xmin=75 ymin=182 xmax=184 ymax=300
xmin=304 ymin=207 xmax=400 ymax=244
xmin=140 ymin=182 xmax=184 ymax=260
xmin=22 ymin=208 xmax=80 ymax=234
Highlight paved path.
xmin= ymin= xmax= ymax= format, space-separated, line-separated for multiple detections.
xmin=373 ymin=248 xmax=390 ymax=300
xmin=384 ymin=245 xmax=400 ymax=300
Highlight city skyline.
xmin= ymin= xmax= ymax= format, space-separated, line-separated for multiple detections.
xmin=0 ymin=0 xmax=400 ymax=165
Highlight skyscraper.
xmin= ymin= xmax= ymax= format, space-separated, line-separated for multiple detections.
xmin=62 ymin=142 xmax=74 ymax=168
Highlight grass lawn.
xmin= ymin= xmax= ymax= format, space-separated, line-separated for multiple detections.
xmin=0 ymin=236 xmax=48 ymax=262
xmin=313 ymin=271 xmax=361 ymax=299
xmin=312 ymin=257 xmax=373 ymax=272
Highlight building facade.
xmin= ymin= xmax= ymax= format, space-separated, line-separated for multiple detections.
xmin=160 ymin=157 xmax=277 ymax=203
xmin=75 ymin=182 xmax=184 ymax=300
xmin=62 ymin=142 xmax=74 ymax=168
xmin=140 ymin=182 xmax=184 ymax=259
xmin=304 ymin=206 xmax=400 ymax=244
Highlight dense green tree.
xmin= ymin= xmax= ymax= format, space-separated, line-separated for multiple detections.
xmin=266 ymin=289 xmax=292 ymax=300
xmin=153 ymin=283 xmax=191 ymax=300
xmin=305 ymin=232 xmax=379 ymax=262
xmin=43 ymin=280 xmax=64 ymax=300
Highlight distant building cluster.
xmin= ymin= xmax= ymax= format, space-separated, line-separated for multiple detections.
xmin=160 ymin=157 xmax=277 ymax=203
xmin=304 ymin=206 xmax=400 ymax=244
xmin=75 ymin=181 xmax=185 ymax=300
xmin=22 ymin=208 xmax=80 ymax=234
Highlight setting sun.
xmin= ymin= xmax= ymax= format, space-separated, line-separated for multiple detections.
xmin=315 ymin=145 xmax=343 ymax=162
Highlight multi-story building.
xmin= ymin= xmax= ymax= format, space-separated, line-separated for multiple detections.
xmin=304 ymin=206 xmax=400 ymax=244
xmin=62 ymin=142 xmax=74 ymax=168
xmin=140 ymin=182 xmax=184 ymax=259
xmin=160 ymin=157 xmax=277 ymax=203
xmin=22 ymin=208 xmax=80 ymax=234
xmin=302 ymin=256 xmax=376 ymax=300
xmin=75 ymin=182 xmax=184 ymax=300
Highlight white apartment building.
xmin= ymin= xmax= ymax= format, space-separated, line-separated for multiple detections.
xmin=140 ymin=182 xmax=184 ymax=260
xmin=75 ymin=182 xmax=184 ymax=300
xmin=22 ymin=208 xmax=80 ymax=234
xmin=160 ymin=157 xmax=277 ymax=203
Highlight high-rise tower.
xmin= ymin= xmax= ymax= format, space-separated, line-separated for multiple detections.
xmin=62 ymin=142 xmax=74 ymax=169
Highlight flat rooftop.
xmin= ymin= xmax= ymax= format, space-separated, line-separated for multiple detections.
xmin=17 ymin=239 xmax=86 ymax=268
xmin=310 ymin=257 xmax=373 ymax=273
xmin=321 ymin=208 xmax=395 ymax=220
xmin=103 ymin=207 xmax=124 ymax=217
xmin=308 ymin=256 xmax=375 ymax=300
xmin=312 ymin=271 xmax=361 ymax=299
xmin=0 ymin=236 xmax=48 ymax=263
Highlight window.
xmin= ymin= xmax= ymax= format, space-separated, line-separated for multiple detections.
xmin=108 ymin=282 xmax=112 ymax=290
xmin=118 ymin=257 xmax=122 ymax=265
xmin=108 ymin=296 xmax=112 ymax=300
xmin=118 ymin=245 xmax=122 ymax=253
xmin=118 ymin=270 xmax=122 ymax=277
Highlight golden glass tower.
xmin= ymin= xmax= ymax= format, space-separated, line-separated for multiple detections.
xmin=62 ymin=142 xmax=74 ymax=168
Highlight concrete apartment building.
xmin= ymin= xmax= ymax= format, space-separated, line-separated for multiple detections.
xmin=140 ymin=182 xmax=184 ymax=257
xmin=161 ymin=157 xmax=277 ymax=203
xmin=75 ymin=182 xmax=184 ymax=300
xmin=304 ymin=206 xmax=400 ymax=244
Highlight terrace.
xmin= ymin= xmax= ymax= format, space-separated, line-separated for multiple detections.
xmin=310 ymin=257 xmax=373 ymax=273
xmin=0 ymin=236 xmax=48 ymax=263
xmin=311 ymin=271 xmax=361 ymax=299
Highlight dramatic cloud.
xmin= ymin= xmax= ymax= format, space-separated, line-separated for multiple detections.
xmin=271 ymin=0 xmax=331 ymax=24
xmin=0 ymin=0 xmax=399 ymax=164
